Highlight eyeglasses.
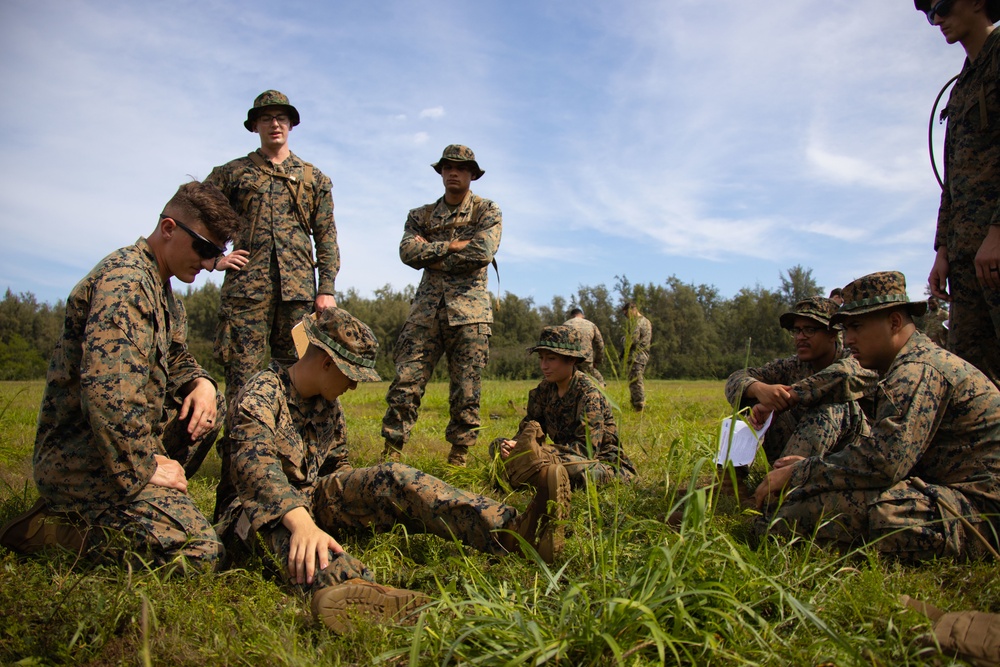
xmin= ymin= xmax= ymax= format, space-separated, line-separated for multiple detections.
xmin=925 ymin=0 xmax=954 ymax=23
xmin=256 ymin=113 xmax=290 ymax=126
xmin=160 ymin=214 xmax=225 ymax=260
xmin=788 ymin=326 xmax=823 ymax=337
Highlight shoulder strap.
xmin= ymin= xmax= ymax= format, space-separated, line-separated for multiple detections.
xmin=245 ymin=152 xmax=316 ymax=235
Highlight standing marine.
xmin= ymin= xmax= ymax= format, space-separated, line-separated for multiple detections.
xmin=621 ymin=302 xmax=652 ymax=411
xmin=562 ymin=307 xmax=607 ymax=386
xmin=380 ymin=145 xmax=502 ymax=466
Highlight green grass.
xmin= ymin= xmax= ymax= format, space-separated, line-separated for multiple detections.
xmin=0 ymin=379 xmax=995 ymax=665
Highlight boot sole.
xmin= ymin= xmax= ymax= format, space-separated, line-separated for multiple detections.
xmin=311 ymin=583 xmax=430 ymax=634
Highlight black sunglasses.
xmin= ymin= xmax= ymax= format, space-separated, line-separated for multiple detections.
xmin=160 ymin=214 xmax=225 ymax=260
xmin=925 ymin=0 xmax=955 ymax=23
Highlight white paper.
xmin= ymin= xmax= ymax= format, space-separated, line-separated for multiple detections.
xmin=715 ymin=412 xmax=773 ymax=467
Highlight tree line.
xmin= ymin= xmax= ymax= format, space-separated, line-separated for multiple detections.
xmin=0 ymin=265 xmax=824 ymax=382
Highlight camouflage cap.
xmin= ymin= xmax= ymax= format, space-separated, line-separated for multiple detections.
xmin=244 ymin=90 xmax=301 ymax=132
xmin=831 ymin=271 xmax=928 ymax=324
xmin=914 ymin=0 xmax=1000 ymax=22
xmin=300 ymin=309 xmax=380 ymax=382
xmin=779 ymin=296 xmax=840 ymax=330
xmin=527 ymin=325 xmax=586 ymax=359
xmin=431 ymin=144 xmax=485 ymax=180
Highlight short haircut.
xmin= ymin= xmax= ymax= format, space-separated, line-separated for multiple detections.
xmin=829 ymin=288 xmax=842 ymax=298
xmin=163 ymin=181 xmax=239 ymax=244
xmin=569 ymin=307 xmax=584 ymax=317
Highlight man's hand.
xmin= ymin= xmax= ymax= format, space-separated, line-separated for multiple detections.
xmin=283 ymin=507 xmax=345 ymax=586
xmin=205 ymin=249 xmax=250 ymax=272
xmin=975 ymin=226 xmax=1000 ymax=290
xmin=447 ymin=239 xmax=471 ymax=253
xmin=929 ymin=246 xmax=951 ymax=300
xmin=149 ymin=455 xmax=188 ymax=492
xmin=754 ymin=464 xmax=797 ymax=509
xmin=749 ymin=404 xmax=773 ymax=430
xmin=747 ymin=382 xmax=796 ymax=412
xmin=180 ymin=378 xmax=217 ymax=440
xmin=498 ymin=439 xmax=517 ymax=459
xmin=773 ymin=455 xmax=805 ymax=469
xmin=315 ymin=293 xmax=337 ymax=313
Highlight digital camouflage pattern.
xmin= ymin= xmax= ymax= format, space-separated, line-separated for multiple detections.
xmin=935 ymin=28 xmax=1000 ymax=389
xmin=431 ymin=144 xmax=485 ymax=179
xmin=220 ymin=362 xmax=521 ymax=593
xmin=381 ymin=189 xmax=501 ymax=452
xmin=243 ymin=89 xmax=300 ymax=130
xmin=562 ymin=316 xmax=606 ymax=385
xmin=206 ymin=149 xmax=339 ymax=405
xmin=492 ymin=370 xmax=637 ymax=489
xmin=724 ymin=346 xmax=875 ymax=463
xmin=624 ymin=313 xmax=652 ymax=410
xmin=33 ymin=238 xmax=223 ymax=565
xmin=764 ymin=332 xmax=1000 ymax=561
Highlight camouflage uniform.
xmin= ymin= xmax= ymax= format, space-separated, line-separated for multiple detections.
xmin=766 ymin=332 xmax=1000 ymax=560
xmin=32 ymin=238 xmax=223 ymax=566
xmin=935 ymin=28 xmax=1000 ymax=389
xmin=562 ymin=316 xmax=606 ymax=385
xmin=381 ymin=177 xmax=501 ymax=456
xmin=207 ymin=93 xmax=339 ymax=408
xmin=624 ymin=312 xmax=652 ymax=410
xmin=724 ymin=346 xmax=871 ymax=464
xmin=218 ymin=361 xmax=526 ymax=592
xmin=493 ymin=370 xmax=637 ymax=489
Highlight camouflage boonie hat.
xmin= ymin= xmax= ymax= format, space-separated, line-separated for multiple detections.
xmin=431 ymin=144 xmax=485 ymax=180
xmin=914 ymin=0 xmax=1000 ymax=22
xmin=528 ymin=325 xmax=586 ymax=359
xmin=300 ymin=309 xmax=380 ymax=382
xmin=831 ymin=271 xmax=928 ymax=324
xmin=244 ymin=90 xmax=301 ymax=131
xmin=779 ymin=296 xmax=840 ymax=330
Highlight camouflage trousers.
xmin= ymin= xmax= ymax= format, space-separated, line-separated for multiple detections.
xmin=81 ymin=484 xmax=222 ymax=569
xmin=488 ymin=436 xmax=629 ymax=490
xmin=628 ymin=355 xmax=648 ymax=410
xmin=245 ymin=462 xmax=517 ymax=593
xmin=764 ymin=477 xmax=998 ymax=562
xmin=762 ymin=400 xmax=866 ymax=465
xmin=215 ymin=271 xmax=312 ymax=406
xmin=947 ymin=257 xmax=1000 ymax=391
xmin=577 ymin=361 xmax=606 ymax=386
xmin=161 ymin=388 xmax=225 ymax=478
xmin=382 ymin=312 xmax=490 ymax=450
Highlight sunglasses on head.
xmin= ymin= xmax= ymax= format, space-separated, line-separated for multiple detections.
xmin=925 ymin=0 xmax=955 ymax=23
xmin=160 ymin=214 xmax=226 ymax=260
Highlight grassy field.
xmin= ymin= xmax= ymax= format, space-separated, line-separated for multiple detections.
xmin=0 ymin=378 xmax=995 ymax=665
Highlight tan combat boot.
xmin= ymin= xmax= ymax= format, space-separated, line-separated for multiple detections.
xmin=447 ymin=445 xmax=469 ymax=467
xmin=0 ymin=498 xmax=87 ymax=556
xmin=311 ymin=579 xmax=430 ymax=634
xmin=500 ymin=463 xmax=571 ymax=564
xmin=502 ymin=420 xmax=549 ymax=488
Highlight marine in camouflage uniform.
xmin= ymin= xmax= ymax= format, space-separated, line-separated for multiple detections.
xmin=724 ymin=296 xmax=874 ymax=465
xmin=621 ymin=302 xmax=652 ymax=411
xmin=381 ymin=145 xmax=501 ymax=466
xmin=491 ymin=326 xmax=636 ymax=490
xmin=756 ymin=272 xmax=1000 ymax=562
xmin=21 ymin=182 xmax=239 ymax=567
xmin=216 ymin=308 xmax=570 ymax=633
xmin=919 ymin=0 xmax=1000 ymax=390
xmin=916 ymin=296 xmax=949 ymax=348
xmin=206 ymin=90 xmax=340 ymax=409
xmin=562 ymin=307 xmax=606 ymax=386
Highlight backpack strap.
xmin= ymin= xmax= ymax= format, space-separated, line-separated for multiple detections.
xmin=246 ymin=151 xmax=317 ymax=235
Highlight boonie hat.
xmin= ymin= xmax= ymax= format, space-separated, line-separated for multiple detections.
xmin=914 ymin=0 xmax=1000 ymax=22
xmin=528 ymin=325 xmax=586 ymax=359
xmin=244 ymin=90 xmax=301 ymax=131
xmin=831 ymin=271 xmax=928 ymax=324
xmin=779 ymin=296 xmax=840 ymax=330
xmin=431 ymin=144 xmax=485 ymax=180
xmin=293 ymin=309 xmax=380 ymax=382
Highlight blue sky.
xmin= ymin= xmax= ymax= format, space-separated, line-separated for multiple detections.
xmin=0 ymin=1 xmax=966 ymax=307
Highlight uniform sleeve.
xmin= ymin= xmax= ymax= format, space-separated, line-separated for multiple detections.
xmin=792 ymin=357 xmax=879 ymax=407
xmin=789 ymin=363 xmax=947 ymax=494
xmin=592 ymin=324 xmax=605 ymax=364
xmin=567 ymin=383 xmax=611 ymax=456
xmin=228 ymin=379 xmax=312 ymax=532
xmin=399 ymin=208 xmax=449 ymax=269
xmin=438 ymin=201 xmax=502 ymax=274
xmin=517 ymin=385 xmax=547 ymax=436
xmin=79 ymin=273 xmax=162 ymax=497
xmin=312 ymin=173 xmax=340 ymax=296
xmin=165 ymin=295 xmax=214 ymax=400
xmin=724 ymin=357 xmax=796 ymax=407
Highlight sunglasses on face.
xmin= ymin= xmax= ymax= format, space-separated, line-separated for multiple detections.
xmin=925 ymin=0 xmax=955 ymax=23
xmin=160 ymin=214 xmax=225 ymax=260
